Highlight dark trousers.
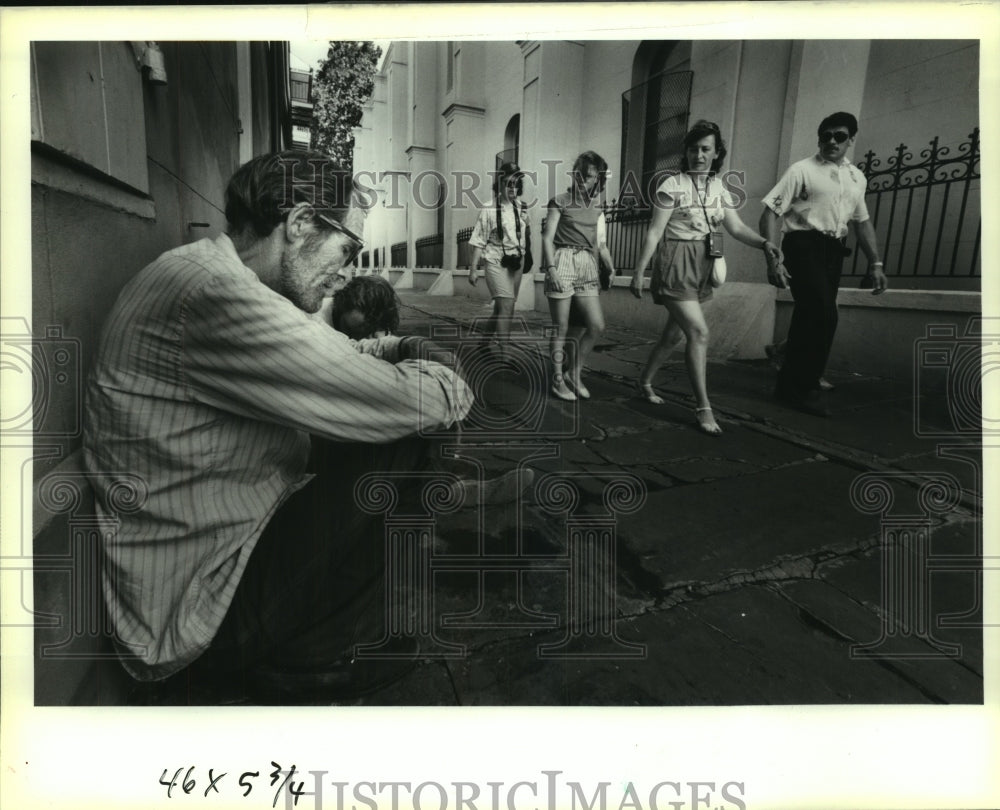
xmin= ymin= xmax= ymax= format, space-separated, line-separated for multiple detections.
xmin=776 ymin=230 xmax=847 ymax=397
xmin=181 ymin=436 xmax=432 ymax=684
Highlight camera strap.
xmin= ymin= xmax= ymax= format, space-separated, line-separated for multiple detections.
xmin=496 ymin=197 xmax=522 ymax=258
xmin=693 ymin=174 xmax=718 ymax=236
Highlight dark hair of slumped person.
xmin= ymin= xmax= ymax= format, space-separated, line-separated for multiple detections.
xmin=331 ymin=275 xmax=401 ymax=339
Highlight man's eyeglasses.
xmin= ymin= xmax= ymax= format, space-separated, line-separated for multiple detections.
xmin=316 ymin=213 xmax=365 ymax=265
xmin=819 ymin=131 xmax=850 ymax=144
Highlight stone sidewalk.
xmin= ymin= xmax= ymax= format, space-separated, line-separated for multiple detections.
xmin=351 ymin=291 xmax=984 ymax=706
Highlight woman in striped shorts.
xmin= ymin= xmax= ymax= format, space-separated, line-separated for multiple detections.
xmin=541 ymin=151 xmax=617 ymax=401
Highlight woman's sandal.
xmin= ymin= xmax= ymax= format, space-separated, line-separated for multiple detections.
xmin=565 ymin=374 xmax=591 ymax=400
xmin=638 ymin=381 xmax=664 ymax=405
xmin=551 ymin=378 xmax=577 ymax=402
xmin=694 ymin=406 xmax=723 ymax=436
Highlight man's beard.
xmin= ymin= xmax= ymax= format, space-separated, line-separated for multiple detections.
xmin=278 ymin=242 xmax=323 ymax=314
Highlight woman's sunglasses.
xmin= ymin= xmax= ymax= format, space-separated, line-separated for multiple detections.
xmin=316 ymin=213 xmax=365 ymax=265
xmin=819 ymin=130 xmax=850 ymax=144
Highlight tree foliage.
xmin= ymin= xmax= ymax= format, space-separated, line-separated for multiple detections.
xmin=310 ymin=41 xmax=382 ymax=173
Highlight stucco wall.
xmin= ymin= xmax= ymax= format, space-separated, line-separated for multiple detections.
xmin=774 ymin=289 xmax=982 ymax=381
xmin=29 ymin=41 xmax=273 ymax=476
xmin=857 ymin=41 xmax=978 ymax=160
xmin=579 ymin=41 xmax=636 ymax=204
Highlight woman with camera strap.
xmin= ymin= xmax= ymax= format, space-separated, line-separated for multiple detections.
xmin=630 ymin=120 xmax=780 ymax=435
xmin=468 ymin=162 xmax=532 ymax=363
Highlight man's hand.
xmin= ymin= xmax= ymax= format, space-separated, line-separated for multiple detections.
xmin=763 ymin=241 xmax=782 ymax=265
xmin=629 ymin=275 xmax=643 ymax=300
xmin=867 ymin=267 xmax=888 ymax=296
xmin=402 ymin=336 xmax=465 ymax=375
xmin=767 ymin=261 xmax=792 ymax=289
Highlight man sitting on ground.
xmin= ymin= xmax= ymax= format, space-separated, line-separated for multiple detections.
xmin=83 ymin=151 xmax=472 ymax=703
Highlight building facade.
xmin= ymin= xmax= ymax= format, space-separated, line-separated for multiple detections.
xmin=353 ymin=39 xmax=980 ymax=312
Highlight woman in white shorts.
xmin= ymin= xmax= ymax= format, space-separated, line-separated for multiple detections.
xmin=469 ymin=162 xmax=530 ymax=360
xmin=542 ymin=151 xmax=617 ymax=401
xmin=629 ymin=120 xmax=780 ymax=435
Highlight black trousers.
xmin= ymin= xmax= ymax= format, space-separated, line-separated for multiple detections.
xmin=776 ymin=230 xmax=848 ymax=397
xmin=180 ymin=436 xmax=433 ymax=684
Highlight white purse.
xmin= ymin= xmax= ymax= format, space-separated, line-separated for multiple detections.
xmin=711 ymin=256 xmax=727 ymax=288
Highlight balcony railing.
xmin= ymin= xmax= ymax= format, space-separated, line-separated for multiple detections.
xmin=415 ymin=233 xmax=444 ymax=268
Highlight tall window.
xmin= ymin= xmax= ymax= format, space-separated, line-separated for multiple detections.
xmin=621 ymin=41 xmax=692 ymax=201
xmin=496 ymin=113 xmax=520 ymax=170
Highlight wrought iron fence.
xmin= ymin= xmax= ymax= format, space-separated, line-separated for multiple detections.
xmin=360 ymin=249 xmax=370 ymax=269
xmin=390 ymin=241 xmax=407 ymax=268
xmin=415 ymin=233 xmax=444 ymax=267
xmin=846 ymin=128 xmax=980 ymax=290
xmin=456 ymin=226 xmax=473 ymax=269
xmin=603 ymin=200 xmax=652 ymax=273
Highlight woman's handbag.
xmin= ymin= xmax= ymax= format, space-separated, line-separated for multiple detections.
xmin=697 ymin=180 xmax=726 ymax=288
xmin=710 ymin=256 xmax=727 ymax=288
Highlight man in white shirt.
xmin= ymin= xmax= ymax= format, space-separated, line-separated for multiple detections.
xmin=83 ymin=151 xmax=473 ymax=702
xmin=760 ymin=112 xmax=888 ymax=417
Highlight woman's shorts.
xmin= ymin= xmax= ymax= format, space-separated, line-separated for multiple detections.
xmin=483 ymin=258 xmax=521 ymax=300
xmin=544 ymin=247 xmax=600 ymax=299
xmin=650 ymin=238 xmax=714 ymax=304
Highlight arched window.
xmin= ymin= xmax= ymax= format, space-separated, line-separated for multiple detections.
xmin=496 ymin=113 xmax=520 ymax=170
xmin=621 ymin=41 xmax=692 ymax=201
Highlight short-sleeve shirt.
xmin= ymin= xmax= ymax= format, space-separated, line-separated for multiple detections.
xmin=656 ymin=173 xmax=737 ymax=240
xmin=468 ymin=200 xmax=528 ymax=264
xmin=548 ymin=190 xmax=604 ymax=249
xmin=762 ymin=154 xmax=870 ymax=239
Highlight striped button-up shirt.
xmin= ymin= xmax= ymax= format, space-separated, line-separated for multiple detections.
xmin=82 ymin=234 xmax=472 ymax=680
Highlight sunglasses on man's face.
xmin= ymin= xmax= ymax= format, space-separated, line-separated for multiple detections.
xmin=819 ymin=130 xmax=850 ymax=144
xmin=316 ymin=213 xmax=365 ymax=265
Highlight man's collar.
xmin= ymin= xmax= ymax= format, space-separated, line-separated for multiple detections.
xmin=814 ymin=152 xmax=852 ymax=168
